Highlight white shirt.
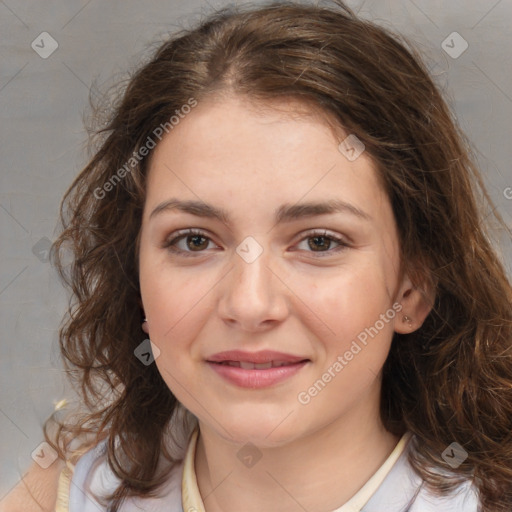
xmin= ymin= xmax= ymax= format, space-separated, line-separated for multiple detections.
xmin=64 ymin=427 xmax=480 ymax=512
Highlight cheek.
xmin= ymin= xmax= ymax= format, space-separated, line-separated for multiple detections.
xmin=149 ymin=282 xmax=201 ymax=340
xmin=302 ymin=263 xmax=392 ymax=325
xmin=140 ymin=252 xmax=205 ymax=325
xmin=147 ymin=278 xmax=205 ymax=390
xmin=297 ymin=263 xmax=396 ymax=360
xmin=141 ymin=268 xmax=217 ymax=375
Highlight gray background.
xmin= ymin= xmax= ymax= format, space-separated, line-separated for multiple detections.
xmin=1 ymin=0 xmax=511 ymax=498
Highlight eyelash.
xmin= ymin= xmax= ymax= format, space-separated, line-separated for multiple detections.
xmin=161 ymin=229 xmax=350 ymax=258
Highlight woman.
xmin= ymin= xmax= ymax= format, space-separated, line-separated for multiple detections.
xmin=4 ymin=1 xmax=511 ymax=511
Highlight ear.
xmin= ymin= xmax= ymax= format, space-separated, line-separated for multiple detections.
xmin=139 ymin=295 xmax=150 ymax=334
xmin=394 ymin=273 xmax=435 ymax=334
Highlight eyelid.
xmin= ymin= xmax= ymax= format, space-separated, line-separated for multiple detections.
xmin=161 ymin=228 xmax=215 ymax=253
xmin=296 ymin=228 xmax=350 ymax=245
xmin=162 ymin=228 xmax=350 ymax=257
xmin=292 ymin=228 xmax=350 ymax=257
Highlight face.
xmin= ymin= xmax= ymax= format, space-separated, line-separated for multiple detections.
xmin=138 ymin=95 xmax=419 ymax=446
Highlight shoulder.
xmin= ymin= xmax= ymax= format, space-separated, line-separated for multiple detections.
xmin=0 ymin=435 xmax=107 ymax=512
xmin=68 ymin=439 xmax=185 ymax=512
xmin=411 ymin=479 xmax=479 ymax=511
xmin=0 ymin=457 xmax=67 ymax=512
xmin=363 ymin=434 xmax=480 ymax=512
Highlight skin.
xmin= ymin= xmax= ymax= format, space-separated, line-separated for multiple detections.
xmin=138 ymin=94 xmax=433 ymax=512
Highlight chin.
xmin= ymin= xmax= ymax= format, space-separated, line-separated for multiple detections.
xmin=212 ymin=415 xmax=305 ymax=448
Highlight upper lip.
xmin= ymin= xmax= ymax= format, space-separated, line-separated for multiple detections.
xmin=207 ymin=350 xmax=309 ymax=364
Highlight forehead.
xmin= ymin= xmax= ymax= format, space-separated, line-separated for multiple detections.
xmin=144 ymin=95 xmax=391 ymax=227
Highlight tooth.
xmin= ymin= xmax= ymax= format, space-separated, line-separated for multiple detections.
xmin=254 ymin=362 xmax=273 ymax=369
xmin=221 ymin=360 xmax=298 ymax=369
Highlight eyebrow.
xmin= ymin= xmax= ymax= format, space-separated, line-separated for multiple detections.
xmin=149 ymin=198 xmax=372 ymax=224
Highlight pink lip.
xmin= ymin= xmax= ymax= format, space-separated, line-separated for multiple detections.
xmin=207 ymin=360 xmax=309 ymax=389
xmin=206 ymin=349 xmax=308 ymax=364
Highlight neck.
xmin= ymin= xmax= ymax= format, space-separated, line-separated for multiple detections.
xmin=194 ymin=385 xmax=402 ymax=512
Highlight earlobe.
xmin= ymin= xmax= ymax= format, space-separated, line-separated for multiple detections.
xmin=140 ymin=295 xmax=149 ymax=334
xmin=394 ymin=275 xmax=435 ymax=334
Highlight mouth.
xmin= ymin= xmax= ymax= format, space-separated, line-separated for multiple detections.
xmin=206 ymin=352 xmax=311 ymax=388
xmin=206 ymin=349 xmax=309 ymax=365
xmin=210 ymin=359 xmax=309 ymax=369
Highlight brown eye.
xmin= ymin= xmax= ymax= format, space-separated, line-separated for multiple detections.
xmin=308 ymin=235 xmax=333 ymax=252
xmin=184 ymin=234 xmax=209 ymax=251
xmin=162 ymin=229 xmax=216 ymax=256
xmin=295 ymin=230 xmax=349 ymax=257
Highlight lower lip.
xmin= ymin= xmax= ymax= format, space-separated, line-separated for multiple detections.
xmin=207 ymin=361 xmax=309 ymax=389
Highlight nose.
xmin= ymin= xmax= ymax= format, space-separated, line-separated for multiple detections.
xmin=217 ymin=245 xmax=289 ymax=332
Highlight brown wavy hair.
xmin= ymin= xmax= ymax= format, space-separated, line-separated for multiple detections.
xmin=44 ymin=1 xmax=512 ymax=510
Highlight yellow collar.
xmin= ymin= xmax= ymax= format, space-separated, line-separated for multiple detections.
xmin=181 ymin=427 xmax=411 ymax=512
xmin=181 ymin=427 xmax=204 ymax=512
